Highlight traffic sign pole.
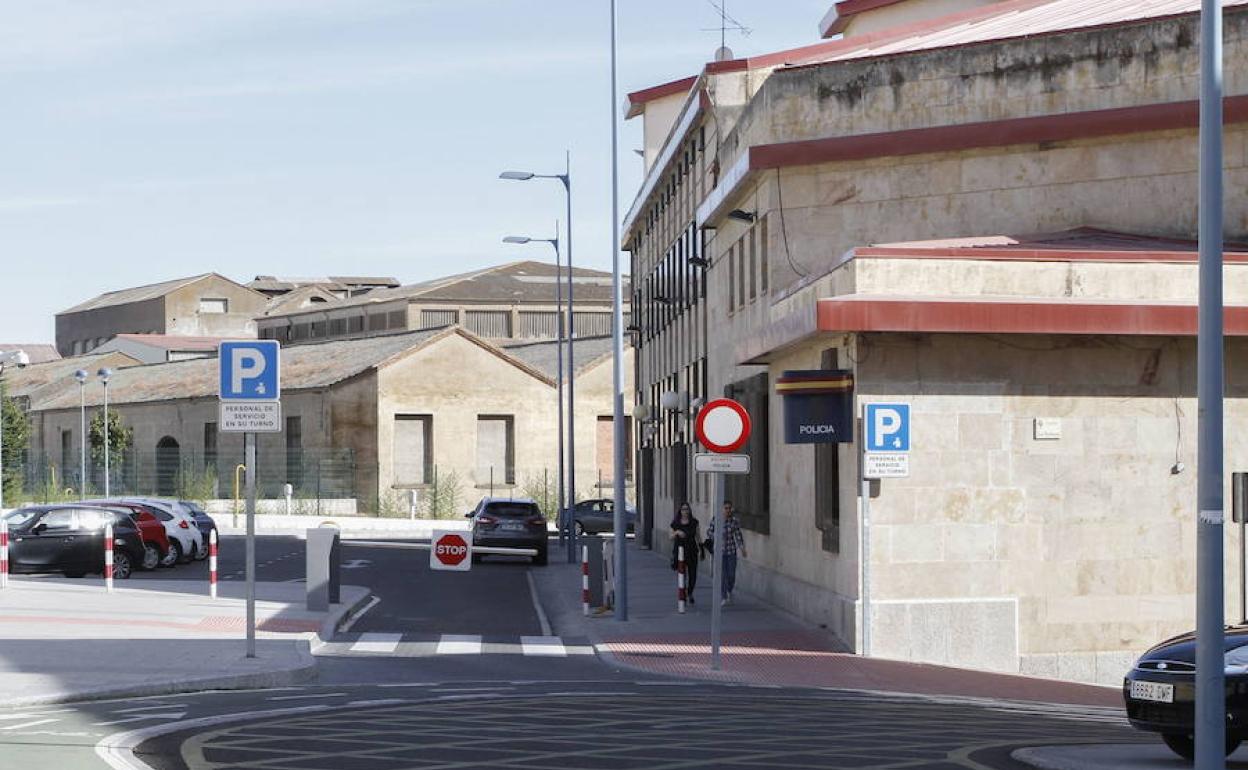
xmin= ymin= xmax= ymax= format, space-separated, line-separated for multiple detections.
xmin=245 ymin=432 xmax=256 ymax=659
xmin=859 ymin=419 xmax=871 ymax=657
xmin=711 ymin=472 xmax=725 ymax=669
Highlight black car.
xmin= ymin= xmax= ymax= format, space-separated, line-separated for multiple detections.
xmin=562 ymin=498 xmax=637 ymax=535
xmin=4 ymin=505 xmax=145 ymax=579
xmin=1124 ymin=626 xmax=1248 ymax=758
xmin=467 ymin=497 xmax=548 ymax=565
xmin=179 ymin=500 xmax=218 ymax=545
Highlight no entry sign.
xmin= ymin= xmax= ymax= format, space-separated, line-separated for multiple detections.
xmin=430 ymin=530 xmax=472 ymax=571
xmin=695 ymin=398 xmax=752 ymax=454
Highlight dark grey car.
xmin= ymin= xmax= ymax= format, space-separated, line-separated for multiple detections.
xmin=565 ymin=498 xmax=637 ymax=535
xmin=467 ymin=497 xmax=548 ymax=565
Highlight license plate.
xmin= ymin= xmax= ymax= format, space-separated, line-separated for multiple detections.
xmin=500 ymin=522 xmax=525 ymax=531
xmin=1131 ymin=680 xmax=1175 ymax=703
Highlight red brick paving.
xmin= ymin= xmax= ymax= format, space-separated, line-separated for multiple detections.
xmin=599 ymin=630 xmax=1122 ymax=708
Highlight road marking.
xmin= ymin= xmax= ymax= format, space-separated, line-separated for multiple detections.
xmin=0 ymin=712 xmax=67 ymax=721
xmin=111 ymin=704 xmax=188 ymax=714
xmin=267 ymin=692 xmax=348 ymax=702
xmin=351 ymin=633 xmax=402 ymax=653
xmin=520 ymin=636 xmax=567 ymax=657
xmin=93 ymin=712 xmax=186 ymax=727
xmin=1 ymin=718 xmax=59 ymax=731
xmin=526 ymin=569 xmax=553 ymax=637
xmin=436 ymin=634 xmax=483 ymax=655
xmin=338 ymin=595 xmax=380 ymax=634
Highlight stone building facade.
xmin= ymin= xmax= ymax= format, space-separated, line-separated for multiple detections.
xmin=625 ymin=0 xmax=1248 ymax=683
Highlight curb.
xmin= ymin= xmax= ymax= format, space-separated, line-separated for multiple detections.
xmin=4 ymin=639 xmax=318 ymax=708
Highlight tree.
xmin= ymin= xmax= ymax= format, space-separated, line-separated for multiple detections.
xmin=89 ymin=408 xmax=133 ymax=464
xmin=1 ymin=395 xmax=30 ymax=501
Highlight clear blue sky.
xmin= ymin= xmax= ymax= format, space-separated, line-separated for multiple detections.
xmin=1 ymin=0 xmax=827 ymax=343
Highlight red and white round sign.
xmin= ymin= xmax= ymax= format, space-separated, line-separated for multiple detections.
xmin=431 ymin=531 xmax=471 ymax=571
xmin=695 ymin=398 xmax=752 ymax=454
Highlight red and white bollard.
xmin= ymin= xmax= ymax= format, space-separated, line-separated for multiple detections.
xmin=0 ymin=520 xmax=9 ymax=589
xmin=104 ymin=522 xmax=114 ymax=593
xmin=677 ymin=545 xmax=687 ymax=614
xmin=209 ymin=528 xmax=218 ymax=599
xmin=581 ymin=544 xmax=590 ymax=616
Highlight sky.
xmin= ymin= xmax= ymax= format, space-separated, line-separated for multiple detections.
xmin=0 ymin=0 xmax=828 ymax=343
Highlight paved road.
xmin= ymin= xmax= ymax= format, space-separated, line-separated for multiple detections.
xmin=0 ymin=534 xmax=1151 ymax=769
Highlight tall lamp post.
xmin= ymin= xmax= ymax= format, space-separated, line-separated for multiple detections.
xmin=98 ymin=368 xmax=113 ymax=497
xmin=74 ymin=370 xmax=87 ymax=498
xmin=607 ymin=0 xmax=629 ymax=621
xmin=0 ymin=350 xmax=32 ymax=510
xmin=502 ymin=159 xmax=579 ymax=565
xmin=503 ymin=230 xmax=567 ymax=559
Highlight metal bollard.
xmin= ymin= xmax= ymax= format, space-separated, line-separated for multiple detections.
xmin=104 ymin=522 xmax=114 ymax=593
xmin=0 ymin=520 xmax=8 ymax=589
xmin=581 ymin=544 xmax=590 ymax=616
xmin=677 ymin=545 xmax=686 ymax=614
xmin=209 ymin=528 xmax=218 ymax=599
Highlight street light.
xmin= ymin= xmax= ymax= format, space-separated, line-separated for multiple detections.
xmin=501 ymin=156 xmax=578 ymax=565
xmin=74 ymin=370 xmax=88 ymax=498
xmin=98 ymin=368 xmax=112 ymax=497
xmin=0 ymin=350 xmax=32 ymax=510
xmin=607 ymin=0 xmax=629 ymax=621
xmin=503 ymin=229 xmax=572 ymax=558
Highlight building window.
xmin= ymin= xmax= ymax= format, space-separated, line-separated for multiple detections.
xmin=286 ymin=416 xmax=303 ymax=488
xmin=348 ymin=315 xmax=364 ymax=333
xmin=748 ymin=226 xmax=757 ymax=301
xmin=393 ymin=415 xmax=433 ymax=486
xmin=199 ymin=298 xmax=228 ymax=314
xmin=759 ymin=216 xmax=769 ymax=295
xmin=387 ymin=310 xmax=407 ymax=330
xmin=466 ymin=311 xmax=512 ymax=338
xmin=368 ymin=313 xmax=386 ymax=331
xmin=736 ymin=236 xmax=746 ymax=308
xmin=72 ymin=340 xmax=83 ymax=355
xmin=727 ymin=242 xmax=736 ymax=313
xmin=724 ymin=373 xmax=770 ymax=534
xmin=476 ymin=415 xmax=515 ymax=486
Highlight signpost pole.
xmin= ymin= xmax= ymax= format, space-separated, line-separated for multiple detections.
xmin=860 ymin=424 xmax=871 ymax=657
xmin=245 ymin=432 xmax=257 ymax=659
xmin=711 ymin=472 xmax=725 ymax=669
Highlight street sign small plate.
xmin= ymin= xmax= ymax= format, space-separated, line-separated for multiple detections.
xmin=220 ymin=401 xmax=282 ymax=433
xmin=864 ymin=452 xmax=909 ymax=478
xmin=694 ymin=453 xmax=750 ymax=474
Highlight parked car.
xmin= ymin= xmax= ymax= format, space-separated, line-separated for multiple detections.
xmin=112 ymin=498 xmax=204 ymax=564
xmin=1123 ymin=626 xmax=1248 ymax=758
xmin=178 ymin=500 xmax=217 ymax=551
xmin=4 ymin=505 xmax=145 ymax=579
xmin=93 ymin=503 xmax=171 ymax=570
xmin=562 ymin=498 xmax=637 ymax=535
xmin=466 ymin=497 xmax=548 ymax=565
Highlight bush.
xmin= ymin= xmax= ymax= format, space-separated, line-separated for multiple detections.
xmin=421 ymin=469 xmax=463 ymax=520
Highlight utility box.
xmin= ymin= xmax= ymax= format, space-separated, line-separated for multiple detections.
xmin=306 ymin=526 xmax=341 ymax=611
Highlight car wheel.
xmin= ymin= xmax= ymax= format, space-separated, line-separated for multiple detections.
xmin=163 ymin=541 xmax=183 ymax=566
xmin=141 ymin=543 xmax=161 ymax=571
xmin=178 ymin=541 xmax=194 ymax=564
xmin=112 ymin=552 xmax=133 ymax=580
xmin=193 ymin=539 xmax=208 ymax=561
xmin=1160 ymin=733 xmax=1241 ymax=759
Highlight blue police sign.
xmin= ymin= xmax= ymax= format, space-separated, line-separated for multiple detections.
xmin=865 ymin=403 xmax=910 ymax=452
xmin=219 ymin=341 xmax=280 ymax=401
xmin=777 ymin=370 xmax=854 ymax=444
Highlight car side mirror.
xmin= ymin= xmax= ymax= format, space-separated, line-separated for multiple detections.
xmin=464 ymin=511 xmax=475 ymax=519
xmin=31 ymin=522 xmax=47 ymax=535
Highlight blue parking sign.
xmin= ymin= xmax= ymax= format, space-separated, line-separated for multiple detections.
xmin=219 ymin=341 xmax=280 ymax=400
xmin=865 ymin=403 xmax=909 ymax=452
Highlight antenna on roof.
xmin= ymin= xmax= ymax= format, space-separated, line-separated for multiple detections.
xmin=702 ymin=0 xmax=750 ymax=61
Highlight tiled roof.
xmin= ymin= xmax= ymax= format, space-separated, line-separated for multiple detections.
xmin=58 ymin=274 xmax=221 ymax=314
xmin=0 ymin=344 xmax=60 ymax=364
xmin=109 ymin=334 xmax=231 ymax=352
xmin=501 ymin=335 xmax=621 ymax=379
xmin=0 ymin=352 xmax=140 ymax=400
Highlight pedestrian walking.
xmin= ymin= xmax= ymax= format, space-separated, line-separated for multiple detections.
xmin=670 ymin=502 xmax=701 ymax=604
xmin=705 ymin=500 xmax=747 ymax=606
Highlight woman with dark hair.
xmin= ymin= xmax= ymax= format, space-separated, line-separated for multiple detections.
xmin=670 ymin=502 xmax=701 ymax=604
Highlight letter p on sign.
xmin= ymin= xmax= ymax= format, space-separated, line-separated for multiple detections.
xmin=865 ymin=403 xmax=910 ymax=452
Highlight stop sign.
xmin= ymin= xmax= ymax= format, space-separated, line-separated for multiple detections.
xmin=431 ymin=530 xmax=472 ymax=571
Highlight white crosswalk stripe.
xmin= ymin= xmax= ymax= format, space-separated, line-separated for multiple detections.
xmin=520 ymin=636 xmax=567 ymax=657
xmin=436 ymin=634 xmax=483 ymax=655
xmin=350 ymin=633 xmax=403 ymax=654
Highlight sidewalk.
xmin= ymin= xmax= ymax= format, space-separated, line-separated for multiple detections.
xmin=0 ymin=576 xmax=368 ymax=705
xmin=533 ymin=539 xmax=1120 ymax=708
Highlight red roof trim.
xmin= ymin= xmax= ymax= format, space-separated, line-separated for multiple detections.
xmin=625 ymin=76 xmax=699 ymax=119
xmin=817 ymin=298 xmax=1248 ymax=336
xmin=752 ymin=95 xmax=1248 ymax=171
xmin=821 ymin=0 xmax=910 ymax=38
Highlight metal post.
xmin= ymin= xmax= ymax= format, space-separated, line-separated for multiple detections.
xmin=245 ymin=432 xmax=257 ymax=659
xmin=554 ymin=224 xmax=568 ymax=558
xmin=711 ymin=473 xmax=725 ymax=668
xmin=563 ymin=153 xmax=579 ymax=567
xmin=1196 ymin=1 xmax=1227 ymax=764
xmin=79 ymin=383 xmax=86 ymax=498
xmin=0 ymin=377 xmax=5 ymax=511
xmin=609 ymin=0 xmax=629 ymax=622
xmin=102 ymin=381 xmax=111 ymax=498
xmin=860 ymin=423 xmax=872 ymax=656
xmin=1237 ymin=472 xmax=1247 ymax=625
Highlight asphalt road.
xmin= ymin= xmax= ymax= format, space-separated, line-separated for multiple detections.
xmin=0 ymin=534 xmax=1150 ymax=769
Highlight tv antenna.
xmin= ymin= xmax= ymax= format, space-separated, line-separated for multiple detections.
xmin=702 ymin=0 xmax=751 ymax=61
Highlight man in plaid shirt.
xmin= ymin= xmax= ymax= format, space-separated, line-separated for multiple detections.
xmin=706 ymin=500 xmax=748 ymax=606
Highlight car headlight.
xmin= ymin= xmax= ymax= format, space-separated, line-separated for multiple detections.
xmin=1225 ymin=646 xmax=1248 ymax=674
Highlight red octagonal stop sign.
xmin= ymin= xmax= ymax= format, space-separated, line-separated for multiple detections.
xmin=431 ymin=531 xmax=472 ymax=571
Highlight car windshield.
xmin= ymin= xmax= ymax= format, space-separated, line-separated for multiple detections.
xmin=483 ymin=503 xmax=540 ymax=518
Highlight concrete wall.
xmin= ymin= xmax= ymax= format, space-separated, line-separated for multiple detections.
xmin=164 ymin=276 xmax=266 ymax=338
xmin=837 ymin=0 xmax=1004 ymax=38
xmin=642 ymin=92 xmax=689 ymax=173
xmin=56 ymin=299 xmax=164 ymax=358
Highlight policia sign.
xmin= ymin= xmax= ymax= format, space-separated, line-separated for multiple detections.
xmin=776 ymin=370 xmax=853 ymax=444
